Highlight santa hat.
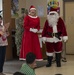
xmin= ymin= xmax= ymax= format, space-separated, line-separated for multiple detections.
xmin=29 ymin=5 xmax=36 ymax=10
xmin=49 ymin=7 xmax=60 ymax=14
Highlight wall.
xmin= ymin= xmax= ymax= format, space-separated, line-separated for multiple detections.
xmin=18 ymin=0 xmax=63 ymax=17
xmin=18 ymin=0 xmax=26 ymax=17
xmin=26 ymin=0 xmax=47 ymax=28
xmin=18 ymin=0 xmax=47 ymax=28
xmin=0 ymin=0 xmax=2 ymax=11
xmin=26 ymin=0 xmax=63 ymax=27
xmin=26 ymin=0 xmax=47 ymax=17
xmin=19 ymin=0 xmax=63 ymax=28
xmin=60 ymin=0 xmax=63 ymax=18
xmin=64 ymin=2 xmax=74 ymax=54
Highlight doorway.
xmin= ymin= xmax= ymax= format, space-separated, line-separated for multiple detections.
xmin=63 ymin=0 xmax=74 ymax=54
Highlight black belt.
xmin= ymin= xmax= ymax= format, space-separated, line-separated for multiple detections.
xmin=48 ymin=32 xmax=62 ymax=40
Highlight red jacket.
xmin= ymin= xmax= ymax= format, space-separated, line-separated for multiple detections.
xmin=42 ymin=17 xmax=68 ymax=43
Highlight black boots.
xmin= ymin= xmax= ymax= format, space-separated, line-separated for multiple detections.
xmin=46 ymin=56 xmax=53 ymax=67
xmin=56 ymin=53 xmax=61 ymax=67
xmin=46 ymin=53 xmax=61 ymax=67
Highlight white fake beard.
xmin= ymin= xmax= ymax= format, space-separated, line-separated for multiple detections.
xmin=47 ymin=14 xmax=59 ymax=27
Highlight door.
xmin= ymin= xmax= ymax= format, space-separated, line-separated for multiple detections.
xmin=64 ymin=1 xmax=74 ymax=54
xmin=3 ymin=0 xmax=13 ymax=60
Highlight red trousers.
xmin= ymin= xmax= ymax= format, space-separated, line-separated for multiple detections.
xmin=45 ymin=42 xmax=62 ymax=53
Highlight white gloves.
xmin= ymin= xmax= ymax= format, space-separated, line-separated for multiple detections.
xmin=63 ymin=36 xmax=68 ymax=42
xmin=42 ymin=37 xmax=46 ymax=44
xmin=30 ymin=28 xmax=38 ymax=33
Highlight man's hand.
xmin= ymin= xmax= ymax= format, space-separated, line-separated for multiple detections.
xmin=63 ymin=36 xmax=68 ymax=42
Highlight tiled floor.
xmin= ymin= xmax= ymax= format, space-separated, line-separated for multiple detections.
xmin=4 ymin=55 xmax=74 ymax=75
xmin=35 ymin=55 xmax=74 ymax=75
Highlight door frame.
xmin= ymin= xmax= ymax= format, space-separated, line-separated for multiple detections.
xmin=63 ymin=0 xmax=74 ymax=54
xmin=63 ymin=0 xmax=74 ymax=21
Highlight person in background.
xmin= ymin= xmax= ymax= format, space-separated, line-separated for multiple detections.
xmin=0 ymin=15 xmax=10 ymax=75
xmin=20 ymin=52 xmax=36 ymax=75
xmin=19 ymin=5 xmax=43 ymax=61
xmin=42 ymin=7 xmax=68 ymax=67
xmin=61 ymin=44 xmax=67 ymax=62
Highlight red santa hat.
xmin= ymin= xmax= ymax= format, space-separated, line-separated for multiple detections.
xmin=29 ymin=5 xmax=36 ymax=10
xmin=49 ymin=7 xmax=60 ymax=15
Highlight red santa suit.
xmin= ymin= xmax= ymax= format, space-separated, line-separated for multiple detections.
xmin=42 ymin=17 xmax=68 ymax=54
xmin=19 ymin=6 xmax=43 ymax=61
xmin=42 ymin=8 xmax=68 ymax=67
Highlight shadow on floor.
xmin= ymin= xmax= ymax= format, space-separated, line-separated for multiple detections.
xmin=4 ymin=60 xmax=47 ymax=73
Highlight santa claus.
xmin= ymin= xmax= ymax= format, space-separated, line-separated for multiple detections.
xmin=42 ymin=7 xmax=68 ymax=67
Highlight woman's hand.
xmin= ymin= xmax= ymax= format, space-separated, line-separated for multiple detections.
xmin=30 ymin=28 xmax=38 ymax=33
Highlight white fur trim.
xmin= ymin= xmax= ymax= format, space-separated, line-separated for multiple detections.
xmin=49 ymin=11 xmax=58 ymax=15
xmin=30 ymin=8 xmax=36 ymax=10
xmin=46 ymin=37 xmax=62 ymax=43
xmin=19 ymin=58 xmax=43 ymax=61
xmin=30 ymin=28 xmax=33 ymax=32
xmin=49 ymin=11 xmax=59 ymax=19
xmin=46 ymin=52 xmax=53 ymax=56
xmin=28 ymin=15 xmax=38 ymax=18
xmin=36 ymin=59 xmax=43 ymax=61
xmin=55 ymin=51 xmax=62 ymax=53
xmin=53 ymin=25 xmax=57 ymax=33
xmin=63 ymin=36 xmax=68 ymax=42
xmin=19 ymin=58 xmax=26 ymax=60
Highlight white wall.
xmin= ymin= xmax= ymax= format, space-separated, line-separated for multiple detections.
xmin=18 ymin=0 xmax=63 ymax=17
xmin=0 ymin=0 xmax=3 ymax=16
xmin=0 ymin=0 xmax=2 ymax=10
xmin=26 ymin=0 xmax=47 ymax=17
xmin=18 ymin=0 xmax=63 ymax=27
xmin=18 ymin=0 xmax=26 ymax=17
xmin=60 ymin=0 xmax=63 ymax=18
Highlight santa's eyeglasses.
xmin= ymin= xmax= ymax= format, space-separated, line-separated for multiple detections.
xmin=50 ymin=13 xmax=55 ymax=15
